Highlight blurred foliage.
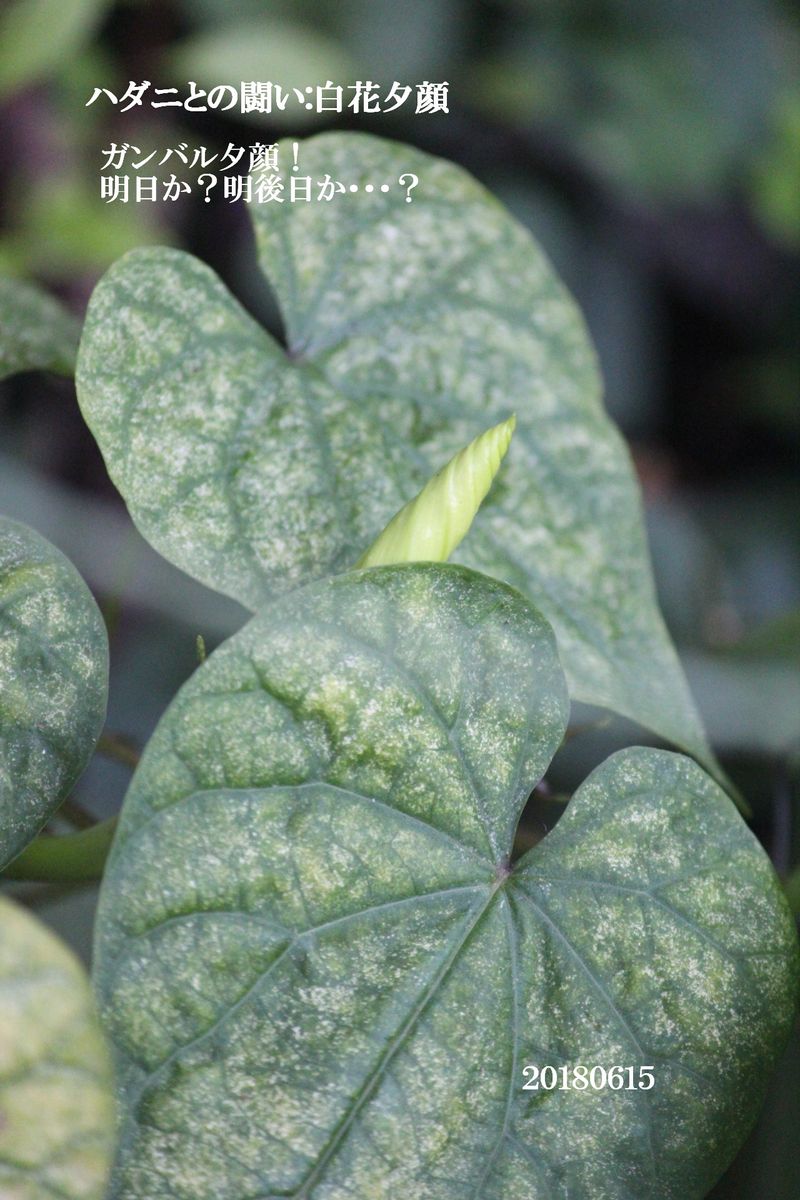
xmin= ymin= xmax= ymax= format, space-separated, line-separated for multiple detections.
xmin=471 ymin=0 xmax=792 ymax=203
xmin=733 ymin=607 xmax=800 ymax=664
xmin=0 ymin=0 xmax=110 ymax=99
xmin=750 ymin=87 xmax=800 ymax=247
xmin=168 ymin=21 xmax=357 ymax=129
xmin=0 ymin=0 xmax=798 ymax=1196
xmin=179 ymin=0 xmax=461 ymax=81
xmin=0 ymin=172 xmax=163 ymax=276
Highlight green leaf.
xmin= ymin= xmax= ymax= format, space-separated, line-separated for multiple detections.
xmin=0 ymin=894 xmax=114 ymax=1199
xmin=750 ymin=89 xmax=800 ymax=248
xmin=0 ymin=174 xmax=169 ymax=280
xmin=0 ymin=0 xmax=109 ymax=98
xmin=76 ymin=131 xmax=712 ymax=769
xmin=93 ymin=564 xmax=798 ymax=1200
xmin=0 ymin=275 xmax=80 ymax=378
xmin=730 ymin=607 xmax=800 ymax=666
xmin=472 ymin=0 xmax=782 ymax=203
xmin=0 ymin=517 xmax=108 ymax=869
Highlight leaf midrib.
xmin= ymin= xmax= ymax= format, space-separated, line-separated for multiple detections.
xmin=286 ymin=884 xmax=499 ymax=1200
xmin=117 ymin=882 xmax=489 ymax=1113
xmin=111 ymin=819 xmax=774 ymax=1197
xmin=112 ymin=879 xmax=498 ymax=1199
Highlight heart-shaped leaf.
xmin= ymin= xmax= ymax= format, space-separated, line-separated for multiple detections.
xmin=93 ymin=564 xmax=798 ymax=1200
xmin=76 ymin=131 xmax=714 ymax=772
xmin=0 ymin=275 xmax=79 ymax=378
xmin=0 ymin=894 xmax=114 ymax=1198
xmin=0 ymin=517 xmax=108 ymax=868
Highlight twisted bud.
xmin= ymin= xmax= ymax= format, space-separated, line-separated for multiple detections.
xmin=357 ymin=414 xmax=516 ymax=568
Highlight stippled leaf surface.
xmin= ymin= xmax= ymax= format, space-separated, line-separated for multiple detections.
xmin=0 ymin=275 xmax=79 ymax=378
xmin=76 ymin=131 xmax=713 ymax=770
xmin=92 ymin=564 xmax=798 ymax=1200
xmin=0 ymin=517 xmax=108 ymax=868
xmin=0 ymin=895 xmax=114 ymax=1199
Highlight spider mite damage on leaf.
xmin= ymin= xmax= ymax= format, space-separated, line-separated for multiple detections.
xmin=0 ymin=516 xmax=108 ymax=870
xmin=0 ymin=895 xmax=115 ymax=1199
xmin=76 ymin=130 xmax=719 ymax=779
xmin=93 ymin=564 xmax=798 ymax=1200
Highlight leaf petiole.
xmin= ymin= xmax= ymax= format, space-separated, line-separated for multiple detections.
xmin=2 ymin=816 xmax=118 ymax=883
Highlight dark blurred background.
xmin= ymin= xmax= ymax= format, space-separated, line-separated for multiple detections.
xmin=0 ymin=2 xmax=798 ymax=1195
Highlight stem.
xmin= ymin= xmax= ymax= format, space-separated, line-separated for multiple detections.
xmin=512 ymin=824 xmax=543 ymax=856
xmin=562 ymin=717 xmax=611 ymax=743
xmin=60 ymin=797 xmax=97 ymax=830
xmin=2 ymin=817 xmax=118 ymax=883
xmin=97 ymin=731 xmax=140 ymax=769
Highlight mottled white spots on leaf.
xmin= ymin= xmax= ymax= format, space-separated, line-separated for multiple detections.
xmin=0 ymin=275 xmax=79 ymax=378
xmin=77 ymin=132 xmax=714 ymax=768
xmin=0 ymin=896 xmax=114 ymax=1199
xmin=0 ymin=517 xmax=108 ymax=868
xmin=93 ymin=566 xmax=797 ymax=1199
